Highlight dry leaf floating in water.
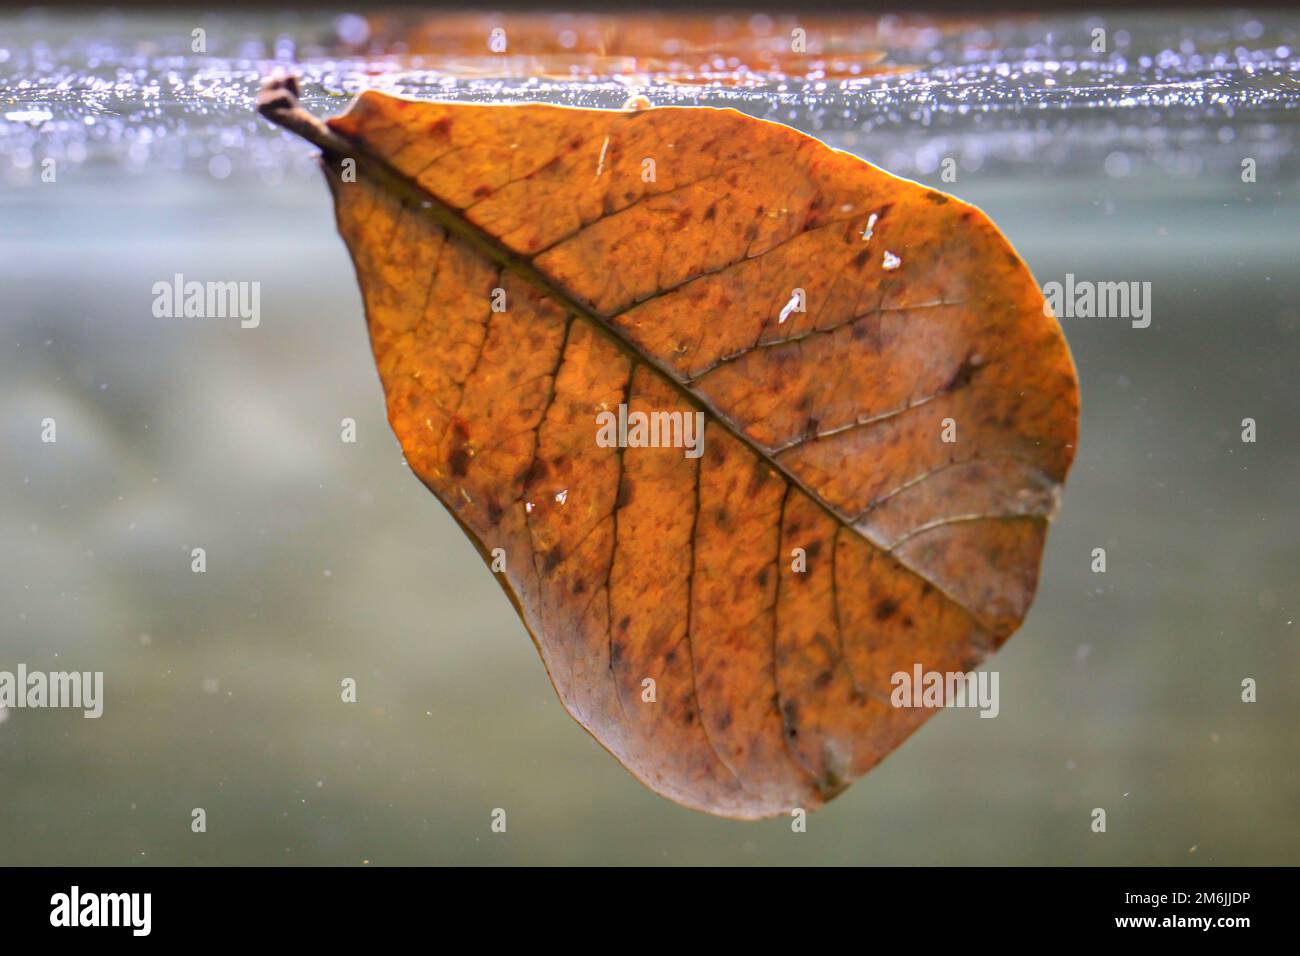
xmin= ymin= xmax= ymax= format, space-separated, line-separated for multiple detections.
xmin=258 ymin=75 xmax=1079 ymax=819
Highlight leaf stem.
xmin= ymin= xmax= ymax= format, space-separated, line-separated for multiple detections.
xmin=257 ymin=73 xmax=355 ymax=158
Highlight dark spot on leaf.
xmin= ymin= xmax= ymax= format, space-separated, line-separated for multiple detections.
xmin=542 ymin=547 xmax=563 ymax=574
xmin=449 ymin=447 xmax=469 ymax=477
xmin=875 ymin=598 xmax=899 ymax=621
xmin=944 ymin=354 xmax=982 ymax=392
xmin=782 ymin=699 xmax=800 ymax=735
xmin=925 ymin=191 xmax=948 ymax=204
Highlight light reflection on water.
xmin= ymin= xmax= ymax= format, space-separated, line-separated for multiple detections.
xmin=2 ymin=9 xmax=1299 ymax=185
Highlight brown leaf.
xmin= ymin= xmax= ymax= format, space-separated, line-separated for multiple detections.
xmin=259 ymin=77 xmax=1079 ymax=819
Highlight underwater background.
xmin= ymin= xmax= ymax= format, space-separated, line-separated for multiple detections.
xmin=1 ymin=7 xmax=1297 ymax=864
